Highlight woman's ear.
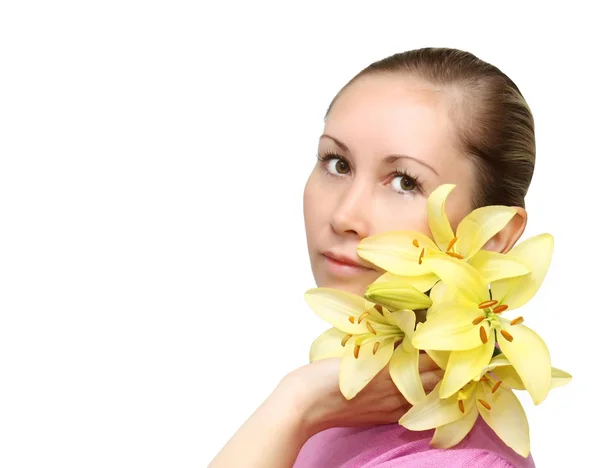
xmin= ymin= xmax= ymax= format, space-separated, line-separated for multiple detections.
xmin=483 ymin=207 xmax=527 ymax=253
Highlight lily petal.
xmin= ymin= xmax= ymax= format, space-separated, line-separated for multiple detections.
xmin=365 ymin=281 xmax=432 ymax=312
xmin=476 ymin=381 xmax=530 ymax=458
xmin=426 ymin=350 xmax=450 ymax=370
xmin=398 ymin=382 xmax=465 ymax=430
xmin=492 ymin=365 xmax=572 ymax=391
xmin=412 ymin=300 xmax=483 ymax=351
xmin=427 ymin=282 xmax=456 ymax=317
xmin=305 ymin=288 xmax=369 ymax=334
xmin=486 ymin=354 xmax=514 ymax=370
xmin=455 ymin=206 xmax=517 ymax=259
xmin=490 ymin=365 xmax=525 ymax=391
xmin=389 ymin=309 xmax=416 ymax=337
xmin=372 ymin=271 xmax=439 ymax=293
xmin=549 ymin=367 xmax=572 ymax=389
xmin=355 ymin=305 xmax=399 ymax=330
xmin=490 ymin=234 xmax=554 ymax=310
xmin=440 ymin=333 xmax=495 ymax=398
xmin=427 ymin=184 xmax=456 ymax=250
xmin=429 ymin=281 xmax=452 ymax=303
xmin=357 ymin=231 xmax=438 ymax=276
xmin=421 ymin=254 xmax=489 ymax=304
xmin=389 ymin=345 xmax=425 ymax=405
xmin=467 ymin=250 xmax=529 ymax=283
xmin=339 ymin=338 xmax=395 ymax=399
xmin=309 ymin=328 xmax=347 ymax=362
xmin=431 ymin=404 xmax=479 ymax=449
xmin=497 ymin=322 xmax=551 ymax=405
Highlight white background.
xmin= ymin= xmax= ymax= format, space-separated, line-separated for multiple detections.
xmin=0 ymin=1 xmax=597 ymax=467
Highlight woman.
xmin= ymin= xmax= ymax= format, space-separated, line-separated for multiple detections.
xmin=210 ymin=47 xmax=535 ymax=467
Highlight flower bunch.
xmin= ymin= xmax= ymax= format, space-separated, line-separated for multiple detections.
xmin=304 ymin=184 xmax=571 ymax=458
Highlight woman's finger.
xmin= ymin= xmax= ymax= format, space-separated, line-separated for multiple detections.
xmin=418 ymin=352 xmax=440 ymax=373
xmin=421 ymin=368 xmax=444 ymax=393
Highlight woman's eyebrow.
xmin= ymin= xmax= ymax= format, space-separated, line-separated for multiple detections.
xmin=320 ymin=134 xmax=350 ymax=151
xmin=319 ymin=133 xmax=439 ymax=176
xmin=383 ymin=154 xmax=439 ymax=176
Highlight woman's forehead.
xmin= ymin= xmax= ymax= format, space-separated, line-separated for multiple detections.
xmin=323 ymin=75 xmax=460 ymax=169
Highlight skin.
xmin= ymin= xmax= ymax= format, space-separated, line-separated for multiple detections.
xmin=209 ymin=73 xmax=527 ymax=468
xmin=305 ymin=73 xmax=477 ymax=297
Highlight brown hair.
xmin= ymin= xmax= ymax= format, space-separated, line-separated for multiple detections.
xmin=325 ymin=47 xmax=535 ymax=209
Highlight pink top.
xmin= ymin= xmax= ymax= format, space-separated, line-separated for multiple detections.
xmin=294 ymin=417 xmax=534 ymax=467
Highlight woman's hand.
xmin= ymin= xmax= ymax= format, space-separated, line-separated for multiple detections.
xmin=209 ymin=354 xmax=442 ymax=468
xmin=281 ymin=353 xmax=443 ymax=438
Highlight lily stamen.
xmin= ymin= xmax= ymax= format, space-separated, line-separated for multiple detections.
xmin=349 ymin=317 xmax=355 ymax=324
xmin=480 ymin=375 xmax=490 ymax=381
xmin=341 ymin=334 xmax=352 ymax=347
xmin=412 ymin=239 xmax=419 ymax=248
xmin=493 ymin=304 xmax=508 ymax=314
xmin=374 ymin=304 xmax=384 ymax=315
xmin=492 ymin=380 xmax=503 ymax=393
xmin=478 ymin=300 xmax=499 ymax=309
xmin=354 ymin=344 xmax=360 ymax=359
xmin=358 ymin=311 xmax=370 ymax=323
xmin=447 ymin=237 xmax=458 ymax=251
xmin=366 ymin=322 xmax=377 ymax=335
xmin=446 ymin=252 xmax=464 ymax=259
xmin=479 ymin=326 xmax=488 ymax=344
xmin=418 ymin=248 xmax=425 ymax=264
xmin=500 ymin=329 xmax=514 ymax=342
xmin=372 ymin=342 xmax=380 ymax=355
xmin=510 ymin=316 xmax=524 ymax=325
xmin=472 ymin=315 xmax=485 ymax=325
xmin=478 ymin=399 xmax=492 ymax=410
xmin=458 ymin=400 xmax=465 ymax=413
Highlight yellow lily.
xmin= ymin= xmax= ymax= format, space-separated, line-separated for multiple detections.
xmin=399 ymin=355 xmax=571 ymax=458
xmin=357 ymin=184 xmax=529 ymax=283
xmin=413 ymin=234 xmax=554 ymax=404
xmin=371 ymin=271 xmax=440 ymax=293
xmin=424 ymin=280 xmax=458 ymax=317
xmin=306 ymin=287 xmax=431 ymax=402
xmin=365 ymin=272 xmax=435 ymax=312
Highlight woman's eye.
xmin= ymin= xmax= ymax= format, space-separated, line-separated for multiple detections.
xmin=319 ymin=154 xmax=419 ymax=194
xmin=391 ymin=175 xmax=416 ymax=192
xmin=327 ymin=158 xmax=350 ymax=175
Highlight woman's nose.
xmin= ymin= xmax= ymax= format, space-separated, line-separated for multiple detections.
xmin=330 ymin=181 xmax=371 ymax=239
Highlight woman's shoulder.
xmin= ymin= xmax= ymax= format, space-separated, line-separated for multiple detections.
xmin=294 ymin=417 xmax=534 ymax=468
xmin=366 ymin=448 xmax=517 ymax=468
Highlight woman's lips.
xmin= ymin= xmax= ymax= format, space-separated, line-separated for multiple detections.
xmin=322 ymin=253 xmax=374 ymax=276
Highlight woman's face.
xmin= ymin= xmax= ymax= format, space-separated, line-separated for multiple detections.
xmin=303 ymin=74 xmax=476 ymax=297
